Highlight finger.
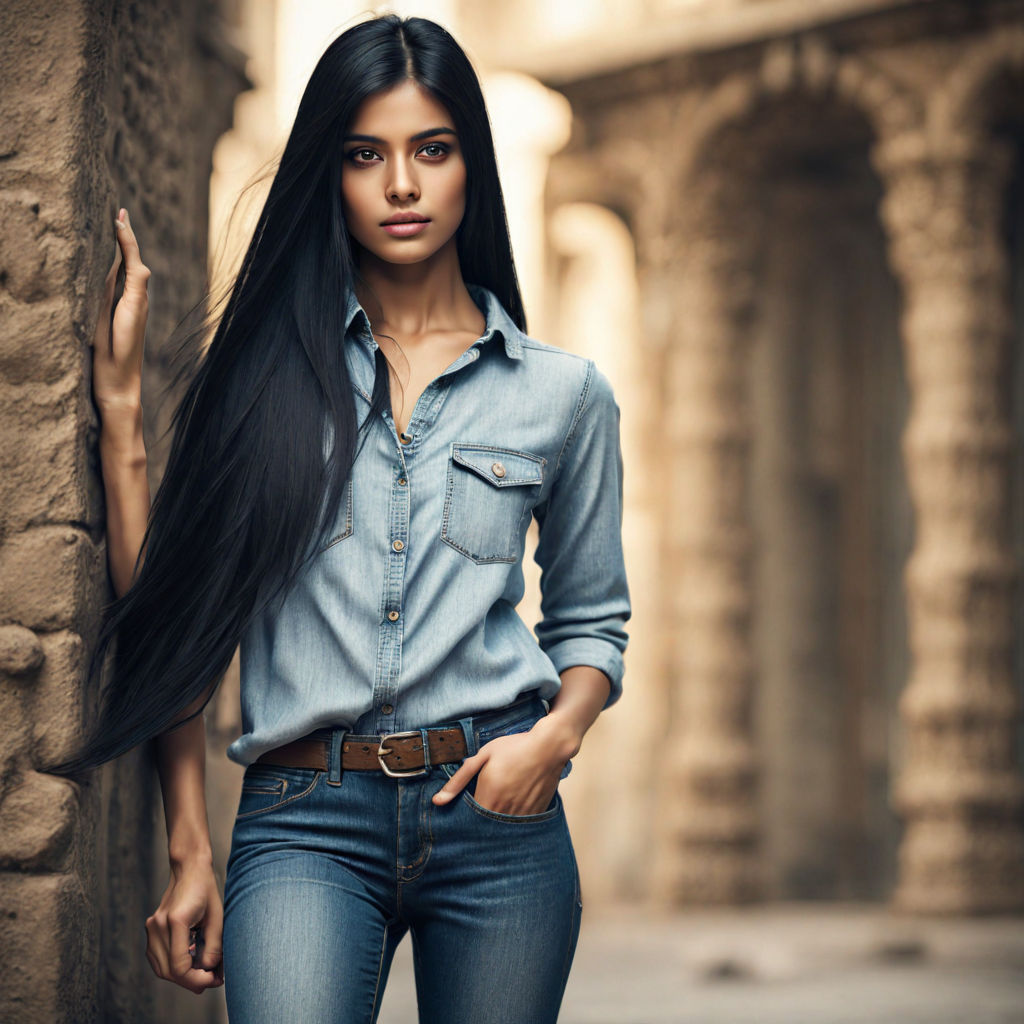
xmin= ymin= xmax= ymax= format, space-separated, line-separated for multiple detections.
xmin=92 ymin=243 xmax=123 ymax=352
xmin=199 ymin=903 xmax=224 ymax=972
xmin=145 ymin=912 xmax=170 ymax=978
xmin=168 ymin=913 xmax=195 ymax=981
xmin=115 ymin=208 xmax=151 ymax=291
xmin=432 ymin=752 xmax=483 ymax=802
xmin=105 ymin=236 xmax=123 ymax=283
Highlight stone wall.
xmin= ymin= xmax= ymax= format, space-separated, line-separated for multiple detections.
xmin=0 ymin=1 xmax=246 ymax=1019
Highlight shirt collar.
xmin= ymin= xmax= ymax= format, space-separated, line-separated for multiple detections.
xmin=343 ymin=282 xmax=524 ymax=361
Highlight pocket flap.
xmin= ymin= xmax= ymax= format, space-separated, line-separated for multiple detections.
xmin=452 ymin=444 xmax=545 ymax=487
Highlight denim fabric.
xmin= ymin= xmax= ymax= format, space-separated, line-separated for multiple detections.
xmin=225 ymin=283 xmax=631 ymax=768
xmin=222 ymin=694 xmax=582 ymax=1023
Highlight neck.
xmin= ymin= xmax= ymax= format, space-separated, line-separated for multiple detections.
xmin=353 ymin=239 xmax=478 ymax=336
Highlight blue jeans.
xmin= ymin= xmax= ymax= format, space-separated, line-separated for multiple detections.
xmin=222 ymin=692 xmax=581 ymax=1023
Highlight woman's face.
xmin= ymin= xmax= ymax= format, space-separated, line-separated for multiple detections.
xmin=341 ymin=79 xmax=467 ymax=267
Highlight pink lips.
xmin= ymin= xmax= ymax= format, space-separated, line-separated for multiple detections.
xmin=382 ymin=219 xmax=429 ymax=237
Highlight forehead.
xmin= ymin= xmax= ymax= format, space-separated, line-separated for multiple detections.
xmin=346 ymin=79 xmax=454 ymax=137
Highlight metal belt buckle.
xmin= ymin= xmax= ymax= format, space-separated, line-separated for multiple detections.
xmin=377 ymin=731 xmax=428 ymax=778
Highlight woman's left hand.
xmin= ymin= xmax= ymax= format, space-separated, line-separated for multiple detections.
xmin=432 ymin=721 xmax=571 ymax=816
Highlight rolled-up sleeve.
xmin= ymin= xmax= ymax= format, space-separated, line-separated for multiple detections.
xmin=532 ymin=359 xmax=631 ymax=710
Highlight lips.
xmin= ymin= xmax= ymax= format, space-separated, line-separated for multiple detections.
xmin=381 ymin=213 xmax=430 ymax=225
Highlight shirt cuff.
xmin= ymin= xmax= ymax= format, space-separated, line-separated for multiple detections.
xmin=544 ymin=638 xmax=624 ymax=710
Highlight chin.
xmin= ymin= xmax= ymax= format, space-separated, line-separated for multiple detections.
xmin=358 ymin=234 xmax=458 ymax=267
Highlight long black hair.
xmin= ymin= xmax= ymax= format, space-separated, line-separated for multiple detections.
xmin=42 ymin=13 xmax=525 ymax=779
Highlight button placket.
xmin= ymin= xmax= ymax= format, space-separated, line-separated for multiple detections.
xmin=371 ymin=374 xmax=455 ymax=732
xmin=375 ymin=410 xmax=412 ymax=730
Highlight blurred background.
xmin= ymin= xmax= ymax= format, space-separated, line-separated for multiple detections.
xmin=2 ymin=1 xmax=1023 ymax=1021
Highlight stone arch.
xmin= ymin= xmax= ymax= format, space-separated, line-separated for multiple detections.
xmin=651 ymin=33 xmax=913 ymax=902
xmin=681 ymin=32 xmax=923 ymax=182
xmin=546 ymin=146 xmax=641 ymax=241
xmin=940 ymin=24 xmax=1024 ymax=139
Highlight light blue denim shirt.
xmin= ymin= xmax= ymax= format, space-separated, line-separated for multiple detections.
xmin=225 ymin=283 xmax=631 ymax=767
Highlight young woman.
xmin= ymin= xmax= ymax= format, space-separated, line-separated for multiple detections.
xmin=45 ymin=13 xmax=630 ymax=1023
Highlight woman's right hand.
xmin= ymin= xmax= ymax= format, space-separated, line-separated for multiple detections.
xmin=144 ymin=857 xmax=225 ymax=993
xmin=92 ymin=207 xmax=149 ymax=415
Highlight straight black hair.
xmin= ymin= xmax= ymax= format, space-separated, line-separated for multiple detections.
xmin=42 ymin=13 xmax=525 ymax=779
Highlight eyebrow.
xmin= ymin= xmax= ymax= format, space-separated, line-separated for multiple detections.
xmin=342 ymin=126 xmax=457 ymax=145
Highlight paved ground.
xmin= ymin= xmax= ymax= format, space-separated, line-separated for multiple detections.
xmin=374 ymin=902 xmax=1024 ymax=1023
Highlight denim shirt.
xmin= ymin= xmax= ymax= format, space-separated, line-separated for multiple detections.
xmin=225 ymin=283 xmax=631 ymax=767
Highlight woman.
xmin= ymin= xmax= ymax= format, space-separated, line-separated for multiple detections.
xmin=45 ymin=13 xmax=630 ymax=1023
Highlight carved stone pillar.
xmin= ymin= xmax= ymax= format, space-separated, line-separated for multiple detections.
xmin=652 ymin=166 xmax=766 ymax=903
xmin=873 ymin=134 xmax=1024 ymax=912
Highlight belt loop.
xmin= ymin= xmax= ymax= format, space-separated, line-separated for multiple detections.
xmin=458 ymin=715 xmax=478 ymax=759
xmin=419 ymin=727 xmax=432 ymax=770
xmin=328 ymin=728 xmax=346 ymax=786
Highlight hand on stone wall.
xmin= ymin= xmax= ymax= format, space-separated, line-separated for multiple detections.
xmin=92 ymin=207 xmax=149 ymax=415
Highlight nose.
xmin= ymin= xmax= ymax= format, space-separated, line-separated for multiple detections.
xmin=387 ymin=155 xmax=419 ymax=202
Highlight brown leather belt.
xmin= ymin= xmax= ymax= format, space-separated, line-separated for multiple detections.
xmin=254 ymin=726 xmax=469 ymax=778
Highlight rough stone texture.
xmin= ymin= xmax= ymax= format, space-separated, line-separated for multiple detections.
xmin=0 ymin=624 xmax=46 ymax=675
xmin=0 ymin=872 xmax=98 ymax=1023
xmin=519 ymin=1 xmax=1024 ymax=910
xmin=28 ymin=629 xmax=90 ymax=769
xmin=0 ymin=770 xmax=78 ymax=872
xmin=0 ymin=0 xmax=246 ymax=1020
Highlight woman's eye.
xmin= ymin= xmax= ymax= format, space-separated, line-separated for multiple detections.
xmin=420 ymin=142 xmax=449 ymax=158
xmin=348 ymin=148 xmax=378 ymax=163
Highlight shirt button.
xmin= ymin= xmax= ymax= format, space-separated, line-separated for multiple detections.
xmin=387 ymin=609 xmax=399 ymax=621
xmin=399 ymin=432 xmax=412 ymax=444
xmin=392 ymin=539 xmax=404 ymax=551
xmin=491 ymin=461 xmax=506 ymax=478
xmin=398 ymin=477 xmax=407 ymax=486
xmin=381 ymin=704 xmax=394 ymax=715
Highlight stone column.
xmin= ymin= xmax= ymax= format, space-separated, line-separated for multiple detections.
xmin=652 ymin=166 xmax=766 ymax=904
xmin=873 ymin=133 xmax=1024 ymax=913
xmin=0 ymin=2 xmax=247 ymax=1020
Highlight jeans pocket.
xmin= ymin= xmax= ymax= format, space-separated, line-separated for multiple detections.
xmin=439 ymin=759 xmax=562 ymax=824
xmin=441 ymin=443 xmax=545 ymax=563
xmin=237 ymin=764 xmax=322 ymax=819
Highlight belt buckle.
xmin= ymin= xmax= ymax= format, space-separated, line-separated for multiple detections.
xmin=377 ymin=731 xmax=428 ymax=778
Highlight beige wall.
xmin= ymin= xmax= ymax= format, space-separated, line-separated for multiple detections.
xmin=0 ymin=2 xmax=246 ymax=1020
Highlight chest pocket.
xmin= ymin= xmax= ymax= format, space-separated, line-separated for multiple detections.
xmin=442 ymin=443 xmax=545 ymax=564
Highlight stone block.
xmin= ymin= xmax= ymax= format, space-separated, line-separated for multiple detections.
xmin=0 ymin=623 xmax=44 ymax=675
xmin=0 ymin=870 xmax=98 ymax=1023
xmin=0 ymin=526 xmax=103 ymax=631
xmin=0 ymin=770 xmax=77 ymax=871
xmin=0 ymin=392 xmax=94 ymax=536
xmin=0 ymin=295 xmax=83 ymax=386
xmin=0 ymin=193 xmax=76 ymax=304
xmin=29 ymin=630 xmax=92 ymax=769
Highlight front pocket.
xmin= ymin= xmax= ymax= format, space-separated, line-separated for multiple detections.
xmin=441 ymin=443 xmax=545 ymax=563
xmin=236 ymin=765 xmax=322 ymax=819
xmin=439 ymin=761 xmax=562 ymax=824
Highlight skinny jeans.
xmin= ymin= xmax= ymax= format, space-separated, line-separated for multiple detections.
xmin=222 ymin=691 xmax=582 ymax=1023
